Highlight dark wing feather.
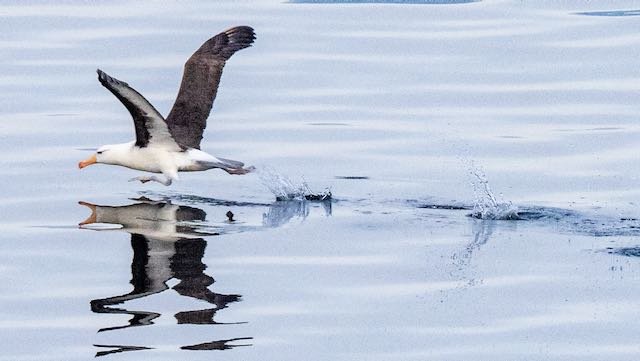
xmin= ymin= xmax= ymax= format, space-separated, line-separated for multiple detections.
xmin=165 ymin=26 xmax=256 ymax=149
xmin=97 ymin=69 xmax=179 ymax=149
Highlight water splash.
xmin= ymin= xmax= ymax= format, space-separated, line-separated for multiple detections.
xmin=468 ymin=163 xmax=520 ymax=220
xmin=257 ymin=167 xmax=332 ymax=201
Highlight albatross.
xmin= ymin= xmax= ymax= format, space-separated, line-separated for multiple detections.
xmin=78 ymin=26 xmax=256 ymax=186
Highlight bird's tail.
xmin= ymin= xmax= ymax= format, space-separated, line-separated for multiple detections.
xmin=219 ymin=157 xmax=254 ymax=175
xmin=197 ymin=158 xmax=254 ymax=175
xmin=216 ymin=157 xmax=245 ymax=169
xmin=225 ymin=166 xmax=255 ymax=175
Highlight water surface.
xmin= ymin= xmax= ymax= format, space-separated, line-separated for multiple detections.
xmin=1 ymin=0 xmax=640 ymax=360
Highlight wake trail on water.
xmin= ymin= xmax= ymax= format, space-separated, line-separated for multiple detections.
xmin=412 ymin=162 xmax=640 ymax=238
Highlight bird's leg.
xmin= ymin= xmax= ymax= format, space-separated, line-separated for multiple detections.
xmin=128 ymin=175 xmax=173 ymax=186
xmin=157 ymin=176 xmax=173 ymax=186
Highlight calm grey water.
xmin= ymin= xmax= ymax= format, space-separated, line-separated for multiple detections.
xmin=2 ymin=1 xmax=640 ymax=360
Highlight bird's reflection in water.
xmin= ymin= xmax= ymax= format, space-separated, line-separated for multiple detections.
xmin=79 ymin=198 xmax=251 ymax=356
xmin=79 ymin=196 xmax=332 ymax=356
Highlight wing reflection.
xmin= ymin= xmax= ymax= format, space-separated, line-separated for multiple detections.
xmin=93 ymin=344 xmax=153 ymax=358
xmin=181 ymin=337 xmax=254 ymax=351
xmin=89 ymin=235 xmax=242 ymax=332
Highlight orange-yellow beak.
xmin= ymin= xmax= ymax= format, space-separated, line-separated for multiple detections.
xmin=78 ymin=201 xmax=97 ymax=226
xmin=79 ymin=154 xmax=97 ymax=169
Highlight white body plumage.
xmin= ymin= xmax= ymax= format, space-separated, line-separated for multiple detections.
xmin=97 ymin=141 xmax=243 ymax=174
xmin=91 ymin=142 xmax=247 ymax=186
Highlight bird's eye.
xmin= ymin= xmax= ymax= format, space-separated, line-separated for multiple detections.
xmin=97 ymin=151 xmax=103 ymax=155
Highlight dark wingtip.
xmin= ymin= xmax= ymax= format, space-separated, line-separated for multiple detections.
xmin=96 ymin=68 xmax=108 ymax=83
xmin=226 ymin=26 xmax=256 ymax=44
xmin=220 ymin=26 xmax=256 ymax=58
xmin=96 ymin=68 xmax=128 ymax=87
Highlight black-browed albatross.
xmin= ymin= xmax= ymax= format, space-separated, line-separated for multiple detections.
xmin=78 ymin=26 xmax=256 ymax=186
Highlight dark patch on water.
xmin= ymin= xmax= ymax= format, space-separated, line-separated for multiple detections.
xmin=335 ymin=175 xmax=370 ymax=180
xmin=276 ymin=192 xmax=332 ymax=201
xmin=289 ymin=0 xmax=478 ymax=3
xmin=467 ymin=206 xmax=577 ymax=221
xmin=607 ymin=247 xmax=640 ymax=257
xmin=417 ymin=203 xmax=471 ymax=210
xmin=576 ymin=9 xmax=640 ymax=17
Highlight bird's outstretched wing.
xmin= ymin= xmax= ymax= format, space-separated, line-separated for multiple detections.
xmin=97 ymin=69 xmax=180 ymax=150
xmin=165 ymin=26 xmax=256 ymax=150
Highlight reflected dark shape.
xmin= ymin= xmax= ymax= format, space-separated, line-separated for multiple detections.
xmin=181 ymin=337 xmax=253 ymax=351
xmin=79 ymin=199 xmax=249 ymax=353
xmin=175 ymin=308 xmax=246 ymax=325
xmin=89 ymin=235 xmax=240 ymax=332
xmin=79 ymin=199 xmax=217 ymax=240
xmin=94 ymin=344 xmax=153 ymax=357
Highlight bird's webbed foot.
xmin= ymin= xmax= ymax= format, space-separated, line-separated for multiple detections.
xmin=128 ymin=175 xmax=173 ymax=186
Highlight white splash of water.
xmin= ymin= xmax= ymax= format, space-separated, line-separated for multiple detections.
xmin=468 ymin=162 xmax=520 ymax=220
xmin=257 ymin=167 xmax=331 ymax=201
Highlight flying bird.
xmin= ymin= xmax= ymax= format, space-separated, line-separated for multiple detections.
xmin=78 ymin=26 xmax=256 ymax=186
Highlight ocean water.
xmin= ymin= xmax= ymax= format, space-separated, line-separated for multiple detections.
xmin=1 ymin=0 xmax=640 ymax=360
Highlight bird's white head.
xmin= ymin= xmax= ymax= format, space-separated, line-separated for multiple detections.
xmin=78 ymin=143 xmax=131 ymax=169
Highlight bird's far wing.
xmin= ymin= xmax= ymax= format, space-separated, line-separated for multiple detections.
xmin=165 ymin=26 xmax=256 ymax=150
xmin=97 ymin=69 xmax=181 ymax=150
